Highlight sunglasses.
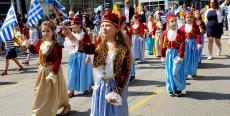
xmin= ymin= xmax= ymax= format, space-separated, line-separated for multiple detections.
xmin=125 ymin=2 xmax=130 ymax=4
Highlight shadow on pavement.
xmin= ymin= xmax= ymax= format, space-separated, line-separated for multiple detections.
xmin=0 ymin=82 xmax=17 ymax=85
xmin=196 ymin=76 xmax=230 ymax=81
xmin=185 ymin=91 xmax=230 ymax=100
xmin=198 ymin=62 xmax=230 ymax=69
xmin=128 ymin=91 xmax=156 ymax=96
xmin=129 ymin=79 xmax=165 ymax=87
xmin=57 ymin=109 xmax=91 ymax=116
xmin=136 ymin=65 xmax=164 ymax=70
xmin=137 ymin=60 xmax=162 ymax=65
xmin=74 ymin=92 xmax=92 ymax=97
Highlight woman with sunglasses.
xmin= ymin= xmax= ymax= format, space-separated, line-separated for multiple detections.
xmin=63 ymin=16 xmax=94 ymax=97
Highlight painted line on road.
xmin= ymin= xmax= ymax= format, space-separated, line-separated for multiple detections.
xmin=141 ymin=93 xmax=170 ymax=114
xmin=0 ymin=79 xmax=35 ymax=92
xmin=129 ymin=88 xmax=164 ymax=113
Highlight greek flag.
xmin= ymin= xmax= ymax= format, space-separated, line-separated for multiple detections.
xmin=161 ymin=15 xmax=166 ymax=24
xmin=175 ymin=5 xmax=182 ymax=15
xmin=45 ymin=0 xmax=67 ymax=18
xmin=0 ymin=4 xmax=17 ymax=42
xmin=27 ymin=0 xmax=43 ymax=27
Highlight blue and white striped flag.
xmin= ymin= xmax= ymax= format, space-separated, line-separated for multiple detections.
xmin=45 ymin=0 xmax=67 ymax=18
xmin=0 ymin=4 xmax=17 ymax=42
xmin=161 ymin=15 xmax=166 ymax=24
xmin=27 ymin=0 xmax=43 ymax=27
xmin=175 ymin=5 xmax=182 ymax=15
xmin=53 ymin=0 xmax=67 ymax=18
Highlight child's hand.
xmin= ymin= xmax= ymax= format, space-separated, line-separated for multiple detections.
xmin=197 ymin=44 xmax=202 ymax=50
xmin=176 ymin=57 xmax=183 ymax=64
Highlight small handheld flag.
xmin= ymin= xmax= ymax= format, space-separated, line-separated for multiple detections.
xmin=0 ymin=4 xmax=17 ymax=42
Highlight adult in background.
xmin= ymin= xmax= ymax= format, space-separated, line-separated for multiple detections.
xmin=139 ymin=6 xmax=147 ymax=23
xmin=204 ymin=0 xmax=228 ymax=60
xmin=154 ymin=6 xmax=163 ymax=19
xmin=227 ymin=4 xmax=230 ymax=47
xmin=122 ymin=0 xmax=135 ymax=27
xmin=105 ymin=8 xmax=112 ymax=15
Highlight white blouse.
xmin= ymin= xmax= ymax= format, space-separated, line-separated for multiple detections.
xmin=147 ymin=21 xmax=153 ymax=32
xmin=93 ymin=42 xmax=115 ymax=79
xmin=185 ymin=24 xmax=193 ymax=33
xmin=64 ymin=30 xmax=84 ymax=54
xmin=167 ymin=29 xmax=177 ymax=41
xmin=132 ymin=23 xmax=139 ymax=29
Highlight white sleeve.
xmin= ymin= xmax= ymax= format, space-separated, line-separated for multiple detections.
xmin=220 ymin=1 xmax=227 ymax=9
xmin=204 ymin=10 xmax=209 ymax=25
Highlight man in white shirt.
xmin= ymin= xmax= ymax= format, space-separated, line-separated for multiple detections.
xmin=122 ymin=0 xmax=135 ymax=27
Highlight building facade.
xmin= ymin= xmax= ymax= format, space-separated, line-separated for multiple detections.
xmin=140 ymin=0 xmax=210 ymax=11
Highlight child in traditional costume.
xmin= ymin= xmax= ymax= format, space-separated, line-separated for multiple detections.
xmin=64 ymin=16 xmax=94 ymax=97
xmin=161 ymin=14 xmax=186 ymax=97
xmin=146 ymin=15 xmax=156 ymax=55
xmin=62 ymin=13 xmax=132 ymax=116
xmin=194 ymin=10 xmax=206 ymax=64
xmin=130 ymin=14 xmax=146 ymax=62
xmin=179 ymin=11 xmax=202 ymax=79
xmin=155 ymin=12 xmax=164 ymax=57
xmin=24 ymin=21 xmax=70 ymax=116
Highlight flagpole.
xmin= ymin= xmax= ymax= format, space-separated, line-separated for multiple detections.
xmin=51 ymin=4 xmax=72 ymax=31
xmin=11 ymin=2 xmax=26 ymax=43
xmin=51 ymin=5 xmax=62 ymax=24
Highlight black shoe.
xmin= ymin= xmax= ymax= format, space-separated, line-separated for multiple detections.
xmin=129 ymin=76 xmax=135 ymax=82
xmin=175 ymin=91 xmax=182 ymax=97
xmin=169 ymin=92 xmax=175 ymax=97
xmin=198 ymin=60 xmax=201 ymax=65
xmin=191 ymin=74 xmax=197 ymax=79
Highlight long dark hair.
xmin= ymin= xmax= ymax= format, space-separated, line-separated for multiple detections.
xmin=210 ymin=0 xmax=219 ymax=9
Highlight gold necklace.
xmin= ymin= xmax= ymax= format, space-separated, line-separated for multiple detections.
xmin=102 ymin=63 xmax=109 ymax=84
xmin=102 ymin=46 xmax=118 ymax=85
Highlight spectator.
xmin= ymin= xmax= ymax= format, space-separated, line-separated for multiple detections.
xmin=122 ymin=0 xmax=135 ymax=27
xmin=204 ymin=0 xmax=227 ymax=60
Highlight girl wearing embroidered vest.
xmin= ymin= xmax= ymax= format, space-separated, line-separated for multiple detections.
xmin=179 ymin=11 xmax=202 ymax=79
xmin=121 ymin=16 xmax=135 ymax=81
xmin=62 ymin=13 xmax=132 ymax=116
xmin=194 ymin=10 xmax=206 ymax=64
xmin=64 ymin=17 xmax=94 ymax=97
xmin=161 ymin=14 xmax=186 ymax=97
xmin=130 ymin=14 xmax=146 ymax=62
xmin=155 ymin=14 xmax=164 ymax=57
xmin=146 ymin=15 xmax=157 ymax=55
xmin=25 ymin=21 xmax=70 ymax=116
